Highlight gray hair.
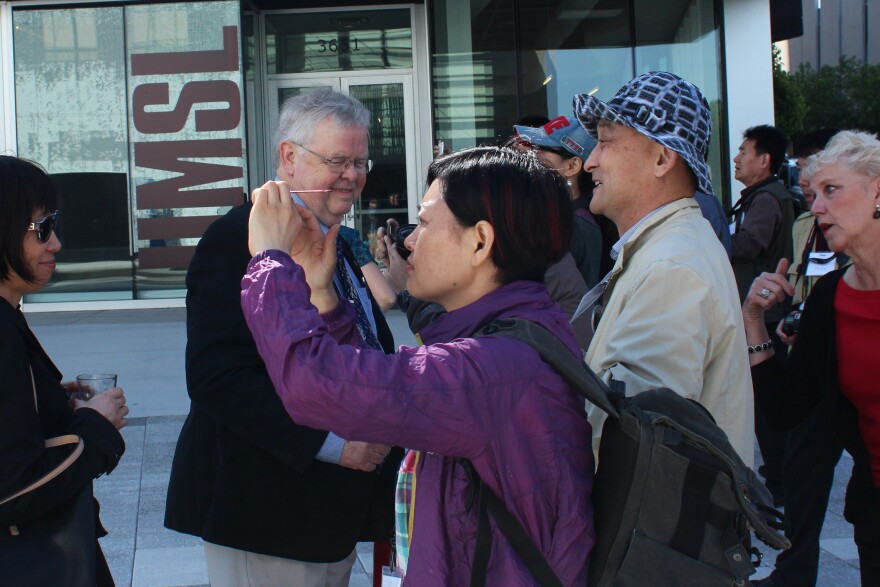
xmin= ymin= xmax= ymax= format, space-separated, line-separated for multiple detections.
xmin=273 ymin=89 xmax=371 ymax=165
xmin=804 ymin=130 xmax=880 ymax=181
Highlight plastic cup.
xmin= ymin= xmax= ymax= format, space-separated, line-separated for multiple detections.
xmin=75 ymin=373 xmax=118 ymax=400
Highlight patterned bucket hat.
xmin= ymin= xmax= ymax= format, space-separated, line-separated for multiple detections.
xmin=573 ymin=71 xmax=714 ymax=195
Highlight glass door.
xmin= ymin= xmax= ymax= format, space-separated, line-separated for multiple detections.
xmin=269 ymin=74 xmax=418 ymax=261
xmin=344 ymin=76 xmax=416 ymax=259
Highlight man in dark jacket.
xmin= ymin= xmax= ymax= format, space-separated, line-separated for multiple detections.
xmin=730 ymin=124 xmax=797 ymax=505
xmin=731 ymin=124 xmax=797 ymax=314
xmin=164 ymin=89 xmax=402 ymax=587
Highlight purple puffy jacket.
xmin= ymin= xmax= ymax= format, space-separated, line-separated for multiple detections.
xmin=242 ymin=251 xmax=594 ymax=586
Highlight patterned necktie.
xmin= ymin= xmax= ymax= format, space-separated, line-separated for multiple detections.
xmin=335 ymin=235 xmax=381 ymax=350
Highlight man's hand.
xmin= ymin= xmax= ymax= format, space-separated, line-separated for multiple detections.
xmin=375 ymin=226 xmax=407 ymax=293
xmin=248 ymin=181 xmax=302 ymax=256
xmin=339 ymin=440 xmax=392 ymax=472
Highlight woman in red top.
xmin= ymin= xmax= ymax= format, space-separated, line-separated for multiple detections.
xmin=743 ymin=130 xmax=880 ymax=586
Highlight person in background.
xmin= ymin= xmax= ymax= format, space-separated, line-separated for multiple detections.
xmin=513 ymin=115 xmax=616 ymax=283
xmin=338 ymin=225 xmax=397 ymax=311
xmin=164 ymin=89 xmax=401 ymax=587
xmin=573 ymin=71 xmax=754 ymax=466
xmin=744 ymin=130 xmax=880 ymax=587
xmin=786 ymin=128 xmax=842 ymax=305
xmin=241 ymin=147 xmax=595 ymax=586
xmin=694 ymin=190 xmax=732 ymax=256
xmin=0 ymin=156 xmax=128 ymax=586
xmin=729 ymin=123 xmax=798 ymax=503
xmin=754 ymin=127 xmax=843 ymax=587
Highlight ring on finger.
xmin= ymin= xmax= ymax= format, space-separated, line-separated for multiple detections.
xmin=759 ymin=287 xmax=772 ymax=299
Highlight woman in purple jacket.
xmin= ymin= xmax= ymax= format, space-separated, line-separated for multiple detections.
xmin=241 ymin=147 xmax=594 ymax=586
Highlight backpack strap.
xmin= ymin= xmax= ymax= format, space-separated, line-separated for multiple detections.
xmin=465 ymin=318 xmax=617 ymax=586
xmin=461 ymin=460 xmax=564 ymax=587
xmin=476 ymin=318 xmax=620 ymax=420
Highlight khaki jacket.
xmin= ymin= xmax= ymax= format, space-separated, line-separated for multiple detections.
xmin=585 ymin=198 xmax=755 ymax=467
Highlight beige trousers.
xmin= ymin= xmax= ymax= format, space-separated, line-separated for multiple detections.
xmin=203 ymin=541 xmax=357 ymax=587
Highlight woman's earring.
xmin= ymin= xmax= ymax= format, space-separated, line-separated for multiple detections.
xmin=566 ymin=179 xmax=573 ymax=187
xmin=874 ymin=203 xmax=880 ymax=219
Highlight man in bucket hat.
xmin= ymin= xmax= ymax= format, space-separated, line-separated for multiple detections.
xmin=573 ymin=71 xmax=754 ymax=466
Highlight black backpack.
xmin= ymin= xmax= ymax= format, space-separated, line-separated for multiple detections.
xmin=467 ymin=318 xmax=790 ymax=587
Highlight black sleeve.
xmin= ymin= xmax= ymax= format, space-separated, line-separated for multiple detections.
xmin=569 ymin=217 xmax=603 ymax=288
xmin=184 ymin=207 xmax=330 ymax=472
xmin=0 ymin=326 xmax=124 ymax=526
xmin=751 ymin=273 xmax=836 ymax=430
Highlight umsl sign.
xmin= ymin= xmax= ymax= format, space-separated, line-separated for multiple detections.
xmin=130 ymin=25 xmax=244 ymax=270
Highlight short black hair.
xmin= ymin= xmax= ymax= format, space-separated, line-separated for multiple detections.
xmin=0 ymin=156 xmax=58 ymax=283
xmin=743 ymin=125 xmax=788 ymax=175
xmin=426 ymin=146 xmax=571 ymax=284
xmin=792 ymin=128 xmax=839 ymax=159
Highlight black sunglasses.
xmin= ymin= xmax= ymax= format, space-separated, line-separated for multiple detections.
xmin=28 ymin=211 xmax=59 ymax=243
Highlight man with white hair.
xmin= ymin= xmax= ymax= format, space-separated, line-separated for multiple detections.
xmin=573 ymin=72 xmax=754 ymax=465
xmin=165 ymin=89 xmax=401 ymax=586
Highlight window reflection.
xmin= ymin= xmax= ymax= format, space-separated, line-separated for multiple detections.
xmin=431 ymin=0 xmax=725 ymax=199
xmin=634 ymin=0 xmax=724 ymax=198
xmin=14 ymin=1 xmax=245 ymax=303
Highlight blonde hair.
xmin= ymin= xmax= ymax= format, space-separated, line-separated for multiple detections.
xmin=804 ymin=130 xmax=880 ymax=181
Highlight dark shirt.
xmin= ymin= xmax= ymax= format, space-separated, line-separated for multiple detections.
xmin=731 ymin=175 xmax=784 ymax=261
xmin=693 ymin=191 xmax=732 ymax=257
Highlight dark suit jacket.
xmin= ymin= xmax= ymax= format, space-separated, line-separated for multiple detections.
xmin=164 ymin=203 xmax=401 ymax=562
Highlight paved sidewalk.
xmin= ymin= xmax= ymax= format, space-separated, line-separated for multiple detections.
xmin=26 ymin=308 xmax=861 ymax=586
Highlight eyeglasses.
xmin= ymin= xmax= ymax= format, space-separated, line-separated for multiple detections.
xmin=293 ymin=142 xmax=373 ymax=174
xmin=27 ymin=211 xmax=59 ymax=243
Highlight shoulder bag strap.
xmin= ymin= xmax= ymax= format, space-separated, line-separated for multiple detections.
xmin=463 ymin=460 xmax=564 ymax=587
xmin=1 ymin=367 xmax=85 ymax=524
xmin=476 ymin=318 xmax=620 ymax=419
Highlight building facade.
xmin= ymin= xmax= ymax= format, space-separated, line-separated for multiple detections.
xmin=781 ymin=0 xmax=880 ymax=71
xmin=0 ymin=0 xmax=775 ymax=309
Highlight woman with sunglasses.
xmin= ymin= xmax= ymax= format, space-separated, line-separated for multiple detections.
xmin=0 ymin=156 xmax=129 ymax=586
xmin=242 ymin=147 xmax=594 ymax=586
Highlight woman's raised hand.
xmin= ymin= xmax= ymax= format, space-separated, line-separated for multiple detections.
xmin=248 ymin=181 xmax=303 ymax=256
xmin=248 ymin=181 xmax=339 ymax=311
xmin=743 ymin=258 xmax=795 ymax=324
xmin=289 ymin=205 xmax=340 ymax=310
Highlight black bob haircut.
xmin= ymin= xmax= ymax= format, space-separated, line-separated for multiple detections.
xmin=0 ymin=156 xmax=58 ymax=283
xmin=425 ymin=146 xmax=572 ymax=285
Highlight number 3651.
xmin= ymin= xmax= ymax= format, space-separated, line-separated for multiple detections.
xmin=316 ymin=38 xmax=360 ymax=53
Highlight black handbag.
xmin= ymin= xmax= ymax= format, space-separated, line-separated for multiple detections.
xmin=1 ymin=483 xmax=98 ymax=587
xmin=0 ymin=367 xmax=98 ymax=587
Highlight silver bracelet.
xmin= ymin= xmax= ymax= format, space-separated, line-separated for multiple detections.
xmin=747 ymin=340 xmax=773 ymax=354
